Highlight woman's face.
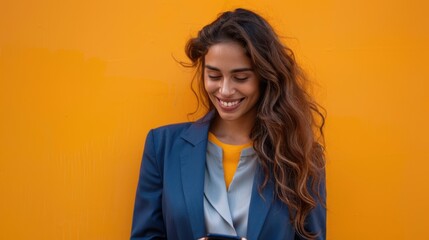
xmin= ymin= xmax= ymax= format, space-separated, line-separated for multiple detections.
xmin=204 ymin=41 xmax=260 ymax=123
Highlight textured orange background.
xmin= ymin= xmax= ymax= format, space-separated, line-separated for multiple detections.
xmin=1 ymin=0 xmax=428 ymax=239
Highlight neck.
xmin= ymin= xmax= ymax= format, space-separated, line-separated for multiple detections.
xmin=210 ymin=113 xmax=255 ymax=145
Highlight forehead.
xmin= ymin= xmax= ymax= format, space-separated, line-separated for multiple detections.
xmin=204 ymin=42 xmax=252 ymax=70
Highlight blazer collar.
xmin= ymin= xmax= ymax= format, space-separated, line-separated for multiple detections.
xmin=179 ymin=110 xmax=274 ymax=240
xmin=180 ymin=110 xmax=216 ymax=146
xmin=180 ymin=111 xmax=214 ymax=239
xmin=246 ymin=165 xmax=275 ymax=240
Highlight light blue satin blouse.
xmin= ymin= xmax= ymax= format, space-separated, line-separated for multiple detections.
xmin=203 ymin=140 xmax=258 ymax=238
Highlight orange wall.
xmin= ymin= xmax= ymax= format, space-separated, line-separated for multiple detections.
xmin=1 ymin=0 xmax=428 ymax=239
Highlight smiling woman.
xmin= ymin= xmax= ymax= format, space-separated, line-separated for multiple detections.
xmin=131 ymin=8 xmax=326 ymax=240
xmin=204 ymin=41 xmax=260 ymax=142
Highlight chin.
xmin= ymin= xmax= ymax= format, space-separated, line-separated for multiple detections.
xmin=216 ymin=111 xmax=241 ymax=121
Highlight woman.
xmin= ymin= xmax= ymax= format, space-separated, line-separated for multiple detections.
xmin=131 ymin=8 xmax=326 ymax=240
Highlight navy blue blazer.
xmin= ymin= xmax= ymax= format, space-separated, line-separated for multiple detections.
xmin=131 ymin=112 xmax=326 ymax=240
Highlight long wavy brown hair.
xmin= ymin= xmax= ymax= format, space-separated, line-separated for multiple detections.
xmin=184 ymin=8 xmax=326 ymax=239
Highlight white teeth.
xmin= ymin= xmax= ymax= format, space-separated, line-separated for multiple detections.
xmin=219 ymin=99 xmax=240 ymax=107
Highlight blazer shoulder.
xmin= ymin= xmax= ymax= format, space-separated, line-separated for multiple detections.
xmin=150 ymin=111 xmax=214 ymax=146
xmin=150 ymin=122 xmax=193 ymax=139
xmin=152 ymin=121 xmax=193 ymax=132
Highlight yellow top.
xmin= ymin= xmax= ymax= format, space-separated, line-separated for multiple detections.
xmin=208 ymin=132 xmax=253 ymax=188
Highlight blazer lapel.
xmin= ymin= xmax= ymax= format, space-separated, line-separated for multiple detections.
xmin=180 ymin=111 xmax=214 ymax=239
xmin=179 ymin=110 xmax=274 ymax=240
xmin=246 ymin=165 xmax=275 ymax=240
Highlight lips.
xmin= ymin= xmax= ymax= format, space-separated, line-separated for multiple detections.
xmin=216 ymin=97 xmax=244 ymax=111
xmin=219 ymin=99 xmax=240 ymax=107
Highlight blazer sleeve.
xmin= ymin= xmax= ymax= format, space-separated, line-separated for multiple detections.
xmin=296 ymin=170 xmax=327 ymax=240
xmin=131 ymin=130 xmax=166 ymax=240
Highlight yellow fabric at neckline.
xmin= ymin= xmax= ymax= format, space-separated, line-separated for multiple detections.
xmin=208 ymin=132 xmax=252 ymax=188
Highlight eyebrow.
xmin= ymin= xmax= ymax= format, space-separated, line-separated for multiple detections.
xmin=205 ymin=65 xmax=253 ymax=73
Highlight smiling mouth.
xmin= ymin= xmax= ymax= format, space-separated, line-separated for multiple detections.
xmin=217 ymin=97 xmax=245 ymax=108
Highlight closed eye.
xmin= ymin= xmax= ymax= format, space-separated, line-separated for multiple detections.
xmin=235 ymin=76 xmax=248 ymax=81
xmin=208 ymin=75 xmax=222 ymax=80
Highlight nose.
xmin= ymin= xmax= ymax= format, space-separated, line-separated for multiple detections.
xmin=219 ymin=78 xmax=235 ymax=96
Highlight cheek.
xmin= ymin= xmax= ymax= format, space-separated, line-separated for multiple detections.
xmin=204 ymin=80 xmax=218 ymax=93
xmin=203 ymin=78 xmax=210 ymax=92
xmin=243 ymin=83 xmax=260 ymax=98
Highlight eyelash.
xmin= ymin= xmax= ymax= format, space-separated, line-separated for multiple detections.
xmin=208 ymin=75 xmax=248 ymax=81
xmin=235 ymin=76 xmax=248 ymax=81
xmin=208 ymin=75 xmax=222 ymax=80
